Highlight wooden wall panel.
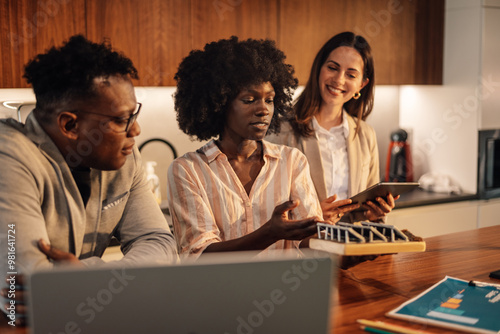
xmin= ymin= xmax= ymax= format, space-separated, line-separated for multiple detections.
xmin=86 ymin=0 xmax=193 ymax=86
xmin=159 ymin=0 xmax=192 ymax=85
xmin=190 ymin=0 xmax=279 ymax=52
xmin=364 ymin=0 xmax=416 ymax=85
xmin=32 ymin=0 xmax=86 ymax=54
xmin=86 ymin=0 xmax=162 ymax=86
xmin=278 ymin=0 xmax=350 ymax=86
xmin=0 ymin=0 xmax=443 ymax=88
xmin=414 ymin=0 xmax=444 ymax=84
xmin=279 ymin=0 xmax=421 ymax=85
xmin=0 ymin=0 xmax=86 ymax=88
xmin=0 ymin=0 xmax=33 ymax=88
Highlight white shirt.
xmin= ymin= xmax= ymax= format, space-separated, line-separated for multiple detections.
xmin=312 ymin=111 xmax=350 ymax=200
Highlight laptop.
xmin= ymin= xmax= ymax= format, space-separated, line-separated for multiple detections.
xmin=28 ymin=250 xmax=336 ymax=333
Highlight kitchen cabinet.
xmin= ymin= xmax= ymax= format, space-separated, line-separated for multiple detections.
xmin=478 ymin=198 xmax=500 ymax=228
xmin=387 ymin=201 xmax=478 ymax=238
xmin=0 ymin=0 xmax=444 ymax=88
xmin=190 ymin=0 xmax=279 ymax=51
xmin=0 ymin=0 xmax=86 ymax=87
xmin=388 ymin=198 xmax=500 ymax=238
xmin=480 ymin=1 xmax=500 ymax=129
xmin=85 ymin=0 xmax=193 ymax=86
xmin=279 ymin=0 xmax=444 ymax=85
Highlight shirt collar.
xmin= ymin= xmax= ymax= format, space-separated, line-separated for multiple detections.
xmin=199 ymin=139 xmax=280 ymax=164
xmin=312 ymin=110 xmax=350 ymax=139
xmin=198 ymin=140 xmax=222 ymax=163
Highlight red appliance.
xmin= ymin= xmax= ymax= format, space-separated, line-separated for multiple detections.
xmin=385 ymin=129 xmax=413 ymax=182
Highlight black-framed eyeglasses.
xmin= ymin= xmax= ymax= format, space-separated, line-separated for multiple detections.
xmin=74 ymin=102 xmax=142 ymax=133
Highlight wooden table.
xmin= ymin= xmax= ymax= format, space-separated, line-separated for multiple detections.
xmin=2 ymin=225 xmax=500 ymax=333
xmin=332 ymin=225 xmax=500 ymax=333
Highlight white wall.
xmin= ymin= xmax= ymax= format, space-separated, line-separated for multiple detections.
xmin=365 ymin=86 xmax=400 ymax=181
xmin=0 ymin=87 xmax=204 ymax=157
xmin=134 ymin=86 xmax=206 ymax=158
xmin=396 ymin=0 xmax=484 ymax=194
xmin=480 ymin=4 xmax=500 ymax=129
xmin=0 ymin=87 xmax=205 ymax=201
xmin=133 ymin=87 xmax=209 ymax=200
xmin=0 ymin=89 xmax=36 ymax=119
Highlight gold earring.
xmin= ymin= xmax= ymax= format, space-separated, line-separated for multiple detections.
xmin=353 ymin=92 xmax=361 ymax=100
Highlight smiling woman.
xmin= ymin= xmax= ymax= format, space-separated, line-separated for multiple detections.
xmin=167 ymin=36 xmax=360 ymax=258
xmin=267 ymin=31 xmax=398 ymax=224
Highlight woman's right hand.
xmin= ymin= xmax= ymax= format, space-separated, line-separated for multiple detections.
xmin=205 ymin=200 xmax=321 ymax=253
xmin=320 ymin=195 xmax=360 ymax=223
xmin=266 ymin=200 xmax=320 ymax=242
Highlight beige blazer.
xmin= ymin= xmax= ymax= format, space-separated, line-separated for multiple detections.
xmin=267 ymin=114 xmax=380 ymax=219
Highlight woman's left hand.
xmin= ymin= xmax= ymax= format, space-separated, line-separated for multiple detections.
xmin=363 ymin=193 xmax=400 ymax=221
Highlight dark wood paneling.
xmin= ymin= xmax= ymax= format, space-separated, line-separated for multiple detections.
xmin=86 ymin=0 xmax=162 ymax=86
xmin=160 ymin=0 xmax=193 ymax=85
xmin=366 ymin=0 xmax=416 ymax=85
xmin=0 ymin=0 xmax=32 ymax=88
xmin=0 ymin=0 xmax=86 ymax=88
xmin=191 ymin=0 xmax=279 ymax=52
xmin=278 ymin=0 xmax=434 ymax=85
xmin=414 ymin=0 xmax=445 ymax=84
xmin=278 ymin=0 xmax=351 ymax=85
xmin=85 ymin=0 xmax=192 ymax=86
xmin=32 ymin=0 xmax=86 ymax=54
xmin=0 ymin=0 xmax=444 ymax=88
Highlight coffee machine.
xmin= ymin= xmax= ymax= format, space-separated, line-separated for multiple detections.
xmin=385 ymin=129 xmax=413 ymax=182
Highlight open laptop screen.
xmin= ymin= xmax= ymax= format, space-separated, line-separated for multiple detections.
xmin=28 ymin=250 xmax=335 ymax=333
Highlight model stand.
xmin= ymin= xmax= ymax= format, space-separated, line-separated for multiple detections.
xmin=310 ymin=222 xmax=426 ymax=255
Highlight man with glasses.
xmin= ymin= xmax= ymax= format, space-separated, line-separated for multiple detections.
xmin=0 ymin=35 xmax=177 ymax=324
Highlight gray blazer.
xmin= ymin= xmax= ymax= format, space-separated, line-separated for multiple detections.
xmin=267 ymin=114 xmax=380 ymax=221
xmin=0 ymin=114 xmax=177 ymax=274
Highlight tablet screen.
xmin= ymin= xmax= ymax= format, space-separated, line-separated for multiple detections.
xmin=349 ymin=182 xmax=419 ymax=211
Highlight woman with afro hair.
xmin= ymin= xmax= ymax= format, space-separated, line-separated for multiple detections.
xmin=167 ymin=36 xmax=358 ymax=257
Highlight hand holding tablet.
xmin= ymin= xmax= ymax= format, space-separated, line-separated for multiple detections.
xmin=349 ymin=182 xmax=419 ymax=212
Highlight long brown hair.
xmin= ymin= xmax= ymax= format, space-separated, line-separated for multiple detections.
xmin=291 ymin=32 xmax=375 ymax=137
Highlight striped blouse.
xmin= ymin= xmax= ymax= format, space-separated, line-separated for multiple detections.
xmin=167 ymin=139 xmax=323 ymax=256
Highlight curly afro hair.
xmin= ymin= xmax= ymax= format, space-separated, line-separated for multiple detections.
xmin=24 ymin=34 xmax=138 ymax=118
xmin=174 ymin=36 xmax=298 ymax=141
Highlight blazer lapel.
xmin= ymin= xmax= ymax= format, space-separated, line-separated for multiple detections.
xmin=346 ymin=115 xmax=361 ymax=197
xmin=301 ymin=135 xmax=328 ymax=202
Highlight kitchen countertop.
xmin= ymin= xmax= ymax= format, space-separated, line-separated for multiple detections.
xmin=160 ymin=190 xmax=478 ymax=211
xmin=394 ymin=187 xmax=478 ymax=209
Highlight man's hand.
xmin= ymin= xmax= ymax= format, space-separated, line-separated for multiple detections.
xmin=1 ymin=240 xmax=83 ymax=326
xmin=38 ymin=239 xmax=83 ymax=266
xmin=321 ymin=195 xmax=360 ymax=223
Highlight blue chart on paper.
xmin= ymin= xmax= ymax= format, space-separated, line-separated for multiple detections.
xmin=388 ymin=276 xmax=500 ymax=334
